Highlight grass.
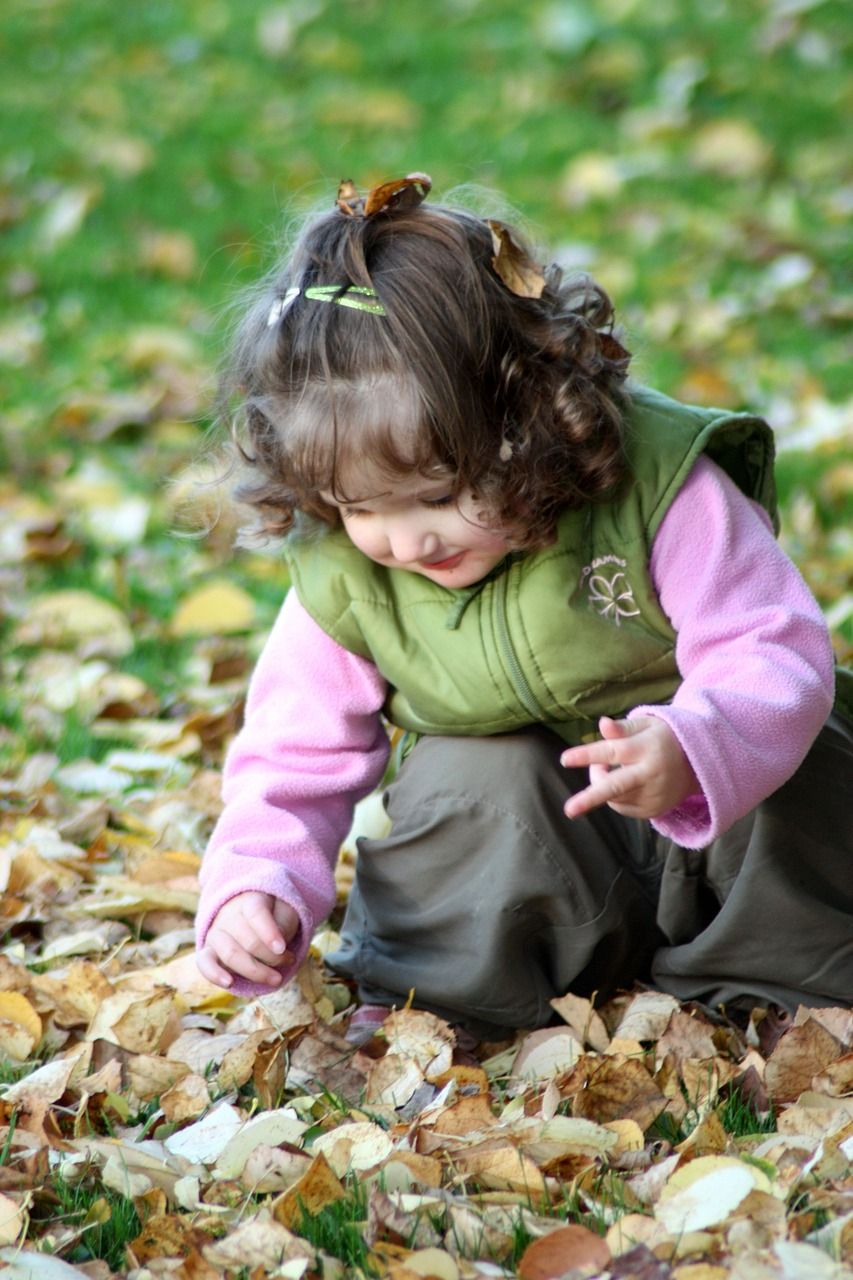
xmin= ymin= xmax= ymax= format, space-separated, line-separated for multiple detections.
xmin=296 ymin=1179 xmax=374 ymax=1274
xmin=47 ymin=1178 xmax=141 ymax=1271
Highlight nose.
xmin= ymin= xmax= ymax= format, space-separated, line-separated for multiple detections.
xmin=385 ymin=516 xmax=439 ymax=564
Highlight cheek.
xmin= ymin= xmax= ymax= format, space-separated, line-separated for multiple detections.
xmin=342 ymin=521 xmax=384 ymax=559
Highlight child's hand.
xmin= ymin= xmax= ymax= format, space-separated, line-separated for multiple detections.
xmin=560 ymin=715 xmax=700 ymax=821
xmin=196 ymin=892 xmax=300 ymax=990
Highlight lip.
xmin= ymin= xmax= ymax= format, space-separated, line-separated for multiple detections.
xmin=421 ymin=551 xmax=465 ymax=571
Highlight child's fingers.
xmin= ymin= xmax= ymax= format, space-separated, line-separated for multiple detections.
xmin=205 ymin=929 xmax=285 ymax=987
xmin=564 ymin=763 xmax=643 ymax=818
xmin=242 ymin=903 xmax=288 ymax=956
xmin=196 ymin=947 xmax=235 ymax=989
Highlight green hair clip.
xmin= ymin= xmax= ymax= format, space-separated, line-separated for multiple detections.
xmin=267 ymin=283 xmax=385 ymax=326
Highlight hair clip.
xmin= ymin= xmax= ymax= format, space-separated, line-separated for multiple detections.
xmin=266 ymin=287 xmax=300 ymax=327
xmin=267 ymin=284 xmax=386 ymax=325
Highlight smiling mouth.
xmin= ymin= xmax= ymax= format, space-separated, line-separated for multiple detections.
xmin=422 ymin=551 xmax=465 ymax=570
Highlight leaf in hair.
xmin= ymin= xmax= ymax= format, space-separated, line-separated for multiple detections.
xmin=336 ymin=178 xmax=363 ymax=216
xmin=598 ymin=332 xmax=631 ymax=364
xmin=487 ymin=220 xmax=546 ymax=299
xmin=363 ymin=171 xmax=432 ymax=216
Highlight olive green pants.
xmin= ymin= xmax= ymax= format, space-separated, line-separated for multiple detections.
xmin=327 ymin=716 xmax=853 ymax=1036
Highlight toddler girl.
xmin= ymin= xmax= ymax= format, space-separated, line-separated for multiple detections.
xmin=196 ymin=173 xmax=852 ymax=1035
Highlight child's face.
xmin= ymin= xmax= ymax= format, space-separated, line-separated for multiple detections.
xmin=321 ymin=469 xmax=512 ymax=588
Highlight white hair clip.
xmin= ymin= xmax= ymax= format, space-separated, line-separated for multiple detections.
xmin=267 ymin=286 xmax=300 ymax=327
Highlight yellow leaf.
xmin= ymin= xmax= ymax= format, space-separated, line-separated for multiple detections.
xmin=86 ymin=987 xmax=175 ymax=1053
xmin=13 ymin=589 xmax=133 ymax=655
xmin=0 ymin=992 xmax=42 ymax=1057
xmin=272 ymin=1151 xmax=347 ymax=1229
xmin=453 ymin=1143 xmax=547 ymax=1197
xmin=0 ymin=1191 xmax=25 ymax=1245
xmin=394 ymin=1248 xmax=460 ymax=1280
xmin=170 ymin=580 xmax=257 ymax=636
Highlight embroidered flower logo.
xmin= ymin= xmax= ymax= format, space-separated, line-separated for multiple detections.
xmin=587 ymin=571 xmax=641 ymax=625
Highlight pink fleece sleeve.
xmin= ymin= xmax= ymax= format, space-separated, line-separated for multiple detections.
xmin=196 ymin=588 xmax=390 ymax=994
xmin=630 ymin=455 xmax=834 ymax=847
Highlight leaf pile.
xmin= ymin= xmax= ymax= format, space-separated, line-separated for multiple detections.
xmin=1 ymin=771 xmax=852 ymax=1280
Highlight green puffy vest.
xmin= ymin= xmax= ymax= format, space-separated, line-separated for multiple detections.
xmin=284 ymin=385 xmax=777 ymax=745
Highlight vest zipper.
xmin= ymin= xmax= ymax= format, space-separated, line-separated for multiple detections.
xmin=494 ymin=569 xmax=548 ymax=722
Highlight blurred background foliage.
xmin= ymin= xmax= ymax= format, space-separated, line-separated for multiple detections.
xmin=1 ymin=0 xmax=851 ymax=766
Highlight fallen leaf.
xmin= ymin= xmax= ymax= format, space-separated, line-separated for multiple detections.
xmin=764 ymin=1018 xmax=842 ymax=1103
xmin=310 ymin=1121 xmax=394 ymax=1175
xmin=614 ymin=992 xmax=681 ymax=1043
xmin=518 ymin=1224 xmax=610 ymax=1279
xmin=13 ymin=590 xmax=133 ymax=656
xmin=170 ymin=580 xmax=257 ymax=636
xmin=0 ymin=993 xmax=42 ymax=1061
xmin=572 ymin=1056 xmax=667 ymax=1131
xmin=550 ymin=991 xmax=611 ymax=1051
xmin=271 ymin=1151 xmax=346 ymax=1229
xmin=511 ymin=1026 xmax=582 ymax=1080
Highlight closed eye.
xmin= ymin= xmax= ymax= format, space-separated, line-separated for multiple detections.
xmin=420 ymin=494 xmax=454 ymax=508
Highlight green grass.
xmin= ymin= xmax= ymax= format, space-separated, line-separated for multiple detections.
xmin=48 ymin=1178 xmax=141 ymax=1271
xmin=296 ymin=1178 xmax=374 ymax=1274
xmin=717 ymin=1086 xmax=777 ymax=1138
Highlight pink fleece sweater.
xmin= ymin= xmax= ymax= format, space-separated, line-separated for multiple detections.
xmin=196 ymin=458 xmax=835 ymax=991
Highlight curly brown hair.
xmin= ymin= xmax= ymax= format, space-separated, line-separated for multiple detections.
xmin=220 ymin=191 xmax=632 ymax=549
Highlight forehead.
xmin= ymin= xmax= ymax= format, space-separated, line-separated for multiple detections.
xmin=326 ymin=460 xmax=452 ymax=505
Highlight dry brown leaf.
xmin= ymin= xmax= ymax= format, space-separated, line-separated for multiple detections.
xmin=613 ymin=992 xmax=680 ymax=1043
xmin=518 ymin=1223 xmax=611 ymax=1279
xmin=201 ymin=1211 xmax=316 ymax=1272
xmin=86 ymin=986 xmax=175 ymax=1053
xmin=452 ymin=1142 xmax=547 ymax=1197
xmin=160 ymin=1072 xmax=211 ymax=1122
xmin=550 ymin=991 xmax=611 ymax=1051
xmin=656 ymin=1010 xmax=719 ymax=1066
xmin=382 ymin=1008 xmax=455 ymax=1078
xmin=127 ymin=1052 xmax=191 ymax=1103
xmin=680 ymin=1056 xmax=740 ymax=1111
xmin=675 ymin=1111 xmax=729 ymax=1157
xmin=812 ymin=1051 xmax=853 ymax=1097
xmin=487 ymin=220 xmax=546 ymax=299
xmin=0 ymin=1044 xmax=92 ymax=1112
xmin=572 ymin=1055 xmax=667 ymax=1131
xmin=271 ymin=1151 xmax=347 ymax=1229
xmin=764 ymin=1018 xmax=843 ymax=1103
xmin=365 ymin=1052 xmax=425 ymax=1107
xmin=427 ymin=1092 xmax=499 ymax=1136
xmin=31 ymin=961 xmax=114 ymax=1027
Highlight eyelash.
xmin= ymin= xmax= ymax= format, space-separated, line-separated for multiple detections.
xmin=342 ymin=495 xmax=454 ymax=517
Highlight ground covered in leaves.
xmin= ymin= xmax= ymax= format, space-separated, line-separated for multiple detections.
xmin=2 ymin=0 xmax=853 ymax=1275
xmin=1 ymin=870 xmax=853 ymax=1280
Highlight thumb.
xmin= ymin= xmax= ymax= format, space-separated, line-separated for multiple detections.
xmin=272 ymin=899 xmax=300 ymax=941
